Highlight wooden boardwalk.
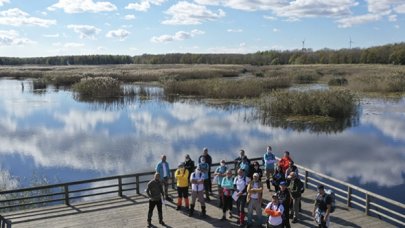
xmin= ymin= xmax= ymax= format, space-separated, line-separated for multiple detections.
xmin=3 ymin=186 xmax=394 ymax=228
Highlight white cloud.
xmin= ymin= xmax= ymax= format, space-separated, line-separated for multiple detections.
xmin=366 ymin=0 xmax=405 ymax=14
xmin=48 ymin=0 xmax=117 ymax=13
xmin=67 ymin=24 xmax=101 ymax=39
xmin=64 ymin=42 xmax=85 ymax=48
xmin=124 ymin=14 xmax=136 ymax=20
xmin=0 ymin=30 xmax=33 ymax=46
xmin=151 ymin=29 xmax=204 ymax=43
xmin=395 ymin=3 xmax=405 ymax=13
xmin=125 ymin=0 xmax=166 ymax=12
xmin=227 ymin=28 xmax=243 ymax=32
xmin=162 ymin=1 xmax=225 ymax=25
xmin=337 ymin=14 xmax=382 ymax=28
xmin=43 ymin=33 xmax=60 ymax=38
xmin=388 ymin=14 xmax=397 ymax=21
xmin=106 ymin=29 xmax=130 ymax=40
xmin=0 ymin=0 xmax=9 ymax=6
xmin=263 ymin=15 xmax=276 ymax=20
xmin=0 ymin=8 xmax=56 ymax=27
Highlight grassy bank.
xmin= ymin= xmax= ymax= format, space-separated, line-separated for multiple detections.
xmin=259 ymin=90 xmax=358 ymax=119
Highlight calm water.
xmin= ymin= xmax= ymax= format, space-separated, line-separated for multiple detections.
xmin=0 ymin=78 xmax=404 ymax=203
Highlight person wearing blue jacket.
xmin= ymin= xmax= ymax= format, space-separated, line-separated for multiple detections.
xmin=198 ymin=155 xmax=211 ymax=201
xmin=264 ymin=146 xmax=276 ymax=191
xmin=156 ymin=155 xmax=171 ymax=201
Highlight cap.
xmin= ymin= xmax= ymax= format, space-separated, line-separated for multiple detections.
xmin=253 ymin=173 xmax=259 ymax=177
xmin=272 ymin=193 xmax=278 ymax=198
xmin=280 ymin=181 xmax=287 ymax=186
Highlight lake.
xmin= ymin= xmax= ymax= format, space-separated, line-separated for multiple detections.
xmin=0 ymin=78 xmax=404 ymax=204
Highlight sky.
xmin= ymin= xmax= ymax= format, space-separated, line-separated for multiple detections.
xmin=0 ymin=0 xmax=404 ymax=57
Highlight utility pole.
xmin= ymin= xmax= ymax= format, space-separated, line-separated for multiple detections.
xmin=349 ymin=37 xmax=354 ymax=49
xmin=302 ymin=39 xmax=305 ymax=51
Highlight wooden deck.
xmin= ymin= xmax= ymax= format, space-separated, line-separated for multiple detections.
xmin=3 ymin=186 xmax=394 ymax=228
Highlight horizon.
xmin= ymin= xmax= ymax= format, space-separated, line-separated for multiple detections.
xmin=0 ymin=0 xmax=404 ymax=57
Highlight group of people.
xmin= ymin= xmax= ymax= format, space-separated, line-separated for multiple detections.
xmin=146 ymin=146 xmax=333 ymax=228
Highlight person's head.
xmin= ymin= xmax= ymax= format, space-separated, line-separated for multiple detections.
xmin=280 ymin=181 xmax=287 ymax=190
xmin=240 ymin=149 xmax=245 ymax=157
xmin=237 ymin=168 xmax=244 ymax=177
xmin=284 ymin=151 xmax=290 ymax=158
xmin=161 ymin=155 xmax=166 ymax=162
xmin=178 ymin=162 xmax=185 ymax=170
xmin=154 ymin=172 xmax=160 ymax=181
xmin=195 ymin=167 xmax=201 ymax=174
xmin=185 ymin=154 xmax=190 ymax=161
xmin=253 ymin=161 xmax=260 ymax=170
xmin=253 ymin=173 xmax=259 ymax=181
xmin=200 ymin=157 xmax=206 ymax=163
xmin=271 ymin=193 xmax=279 ymax=203
xmin=203 ymin=148 xmax=208 ymax=156
xmin=289 ymin=161 xmax=295 ymax=168
xmin=226 ymin=170 xmax=233 ymax=177
xmin=317 ymin=184 xmax=325 ymax=195
xmin=220 ymin=159 xmax=226 ymax=166
xmin=267 ymin=146 xmax=272 ymax=153
xmin=288 ymin=172 xmax=296 ymax=180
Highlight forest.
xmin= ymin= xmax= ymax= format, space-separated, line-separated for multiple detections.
xmin=0 ymin=42 xmax=404 ymax=66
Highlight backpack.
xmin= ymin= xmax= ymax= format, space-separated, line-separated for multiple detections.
xmin=324 ymin=189 xmax=336 ymax=213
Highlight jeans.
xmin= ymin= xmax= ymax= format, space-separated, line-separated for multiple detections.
xmin=147 ymin=199 xmax=162 ymax=223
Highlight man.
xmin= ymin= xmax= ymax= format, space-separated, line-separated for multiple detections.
xmin=278 ymin=151 xmax=293 ymax=174
xmin=234 ymin=168 xmax=250 ymax=226
xmin=247 ymin=173 xmax=263 ymax=227
xmin=198 ymin=155 xmax=211 ymax=201
xmin=277 ymin=181 xmax=291 ymax=228
xmin=146 ymin=173 xmax=165 ymax=227
xmin=155 ymin=155 xmax=171 ymax=201
xmin=175 ymin=162 xmax=189 ymax=211
xmin=198 ymin=148 xmax=213 ymax=194
xmin=264 ymin=194 xmax=284 ymax=228
xmin=239 ymin=156 xmax=251 ymax=178
xmin=313 ymin=185 xmax=332 ymax=228
xmin=184 ymin=154 xmax=195 ymax=183
xmin=288 ymin=172 xmax=303 ymax=223
xmin=189 ymin=167 xmax=206 ymax=217
xmin=264 ymin=146 xmax=276 ymax=191
xmin=285 ymin=161 xmax=298 ymax=180
xmin=235 ymin=149 xmax=250 ymax=173
xmin=214 ymin=159 xmax=227 ymax=207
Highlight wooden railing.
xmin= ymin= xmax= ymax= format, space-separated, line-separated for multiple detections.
xmin=0 ymin=157 xmax=404 ymax=227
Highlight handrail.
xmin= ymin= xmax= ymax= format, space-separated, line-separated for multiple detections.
xmin=0 ymin=156 xmax=403 ymax=227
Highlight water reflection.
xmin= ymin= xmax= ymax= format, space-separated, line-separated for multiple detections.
xmin=0 ymin=79 xmax=404 ymax=202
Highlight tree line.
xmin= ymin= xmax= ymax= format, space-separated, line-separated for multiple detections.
xmin=1 ymin=42 xmax=404 ymax=66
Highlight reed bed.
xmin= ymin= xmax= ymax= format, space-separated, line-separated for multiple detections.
xmin=259 ymin=90 xmax=358 ymax=119
xmin=72 ymin=77 xmax=123 ymax=99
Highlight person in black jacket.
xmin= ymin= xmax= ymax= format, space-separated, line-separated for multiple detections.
xmin=198 ymin=148 xmax=213 ymax=193
xmin=277 ymin=181 xmax=291 ymax=228
xmin=184 ymin=154 xmax=195 ymax=185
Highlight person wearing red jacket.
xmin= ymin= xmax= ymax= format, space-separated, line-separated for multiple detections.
xmin=278 ymin=151 xmax=293 ymax=175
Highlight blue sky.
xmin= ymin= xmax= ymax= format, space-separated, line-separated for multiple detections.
xmin=0 ymin=0 xmax=404 ymax=57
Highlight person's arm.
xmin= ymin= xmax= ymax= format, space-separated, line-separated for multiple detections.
xmin=312 ymin=198 xmax=318 ymax=216
xmin=324 ymin=204 xmax=331 ymax=221
xmin=146 ymin=182 xmax=151 ymax=198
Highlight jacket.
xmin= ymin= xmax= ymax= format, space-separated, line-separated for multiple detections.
xmin=156 ymin=161 xmax=170 ymax=180
xmin=247 ymin=180 xmax=263 ymax=204
xmin=279 ymin=156 xmax=292 ymax=174
xmin=147 ymin=179 xmax=164 ymax=201
xmin=175 ymin=168 xmax=189 ymax=187
xmin=263 ymin=152 xmax=276 ymax=169
xmin=289 ymin=178 xmax=303 ymax=199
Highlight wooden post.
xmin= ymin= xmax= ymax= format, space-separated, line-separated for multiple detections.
xmin=171 ymin=170 xmax=176 ymax=189
xmin=365 ymin=194 xmax=370 ymax=215
xmin=347 ymin=186 xmax=352 ymax=207
xmin=304 ymin=170 xmax=309 ymax=189
xmin=118 ymin=177 xmax=123 ymax=197
xmin=136 ymin=175 xmax=140 ymax=195
xmin=64 ymin=184 xmax=70 ymax=206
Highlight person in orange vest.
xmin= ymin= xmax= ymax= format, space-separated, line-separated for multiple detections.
xmin=264 ymin=193 xmax=284 ymax=228
xmin=278 ymin=151 xmax=293 ymax=174
xmin=175 ymin=162 xmax=189 ymax=211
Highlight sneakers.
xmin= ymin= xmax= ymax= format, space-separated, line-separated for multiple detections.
xmin=159 ymin=221 xmax=166 ymax=226
xmin=176 ymin=205 xmax=181 ymax=211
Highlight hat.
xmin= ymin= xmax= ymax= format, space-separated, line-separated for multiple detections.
xmin=272 ymin=193 xmax=278 ymax=199
xmin=253 ymin=173 xmax=259 ymax=177
xmin=280 ymin=181 xmax=287 ymax=186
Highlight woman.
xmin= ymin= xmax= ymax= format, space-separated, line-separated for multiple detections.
xmin=220 ymin=170 xmax=234 ymax=220
xmin=175 ymin=162 xmax=189 ymax=211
